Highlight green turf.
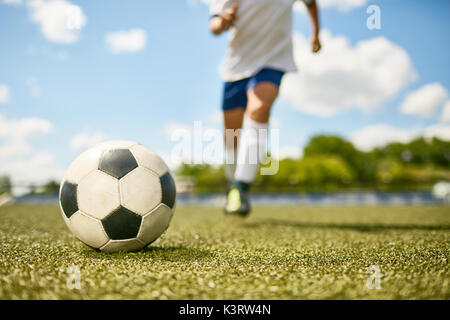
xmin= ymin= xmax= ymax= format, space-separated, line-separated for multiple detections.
xmin=0 ymin=204 xmax=449 ymax=299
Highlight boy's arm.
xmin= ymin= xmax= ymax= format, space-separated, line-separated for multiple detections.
xmin=304 ymin=0 xmax=321 ymax=53
xmin=209 ymin=3 xmax=238 ymax=36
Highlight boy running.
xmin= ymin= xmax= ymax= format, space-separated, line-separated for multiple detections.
xmin=209 ymin=0 xmax=321 ymax=216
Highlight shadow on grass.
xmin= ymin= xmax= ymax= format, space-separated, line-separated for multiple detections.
xmin=243 ymin=219 xmax=450 ymax=232
xmin=142 ymin=246 xmax=216 ymax=262
xmin=79 ymin=245 xmax=215 ymax=262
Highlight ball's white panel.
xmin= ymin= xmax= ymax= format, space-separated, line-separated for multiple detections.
xmin=100 ymin=238 xmax=145 ymax=253
xmin=137 ymin=203 xmax=173 ymax=244
xmin=95 ymin=140 xmax=138 ymax=151
xmin=120 ymin=166 xmax=162 ymax=216
xmin=78 ymin=170 xmax=120 ymax=219
xmin=68 ymin=211 xmax=109 ymax=248
xmin=60 ymin=202 xmax=71 ymax=228
xmin=130 ymin=144 xmax=169 ymax=176
xmin=64 ymin=148 xmax=103 ymax=184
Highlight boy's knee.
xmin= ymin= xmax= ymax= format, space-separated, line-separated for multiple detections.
xmin=247 ymin=102 xmax=271 ymax=122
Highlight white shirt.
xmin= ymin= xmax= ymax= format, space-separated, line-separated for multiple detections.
xmin=210 ymin=0 xmax=313 ymax=82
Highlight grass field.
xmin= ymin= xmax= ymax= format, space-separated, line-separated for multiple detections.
xmin=0 ymin=204 xmax=449 ymax=300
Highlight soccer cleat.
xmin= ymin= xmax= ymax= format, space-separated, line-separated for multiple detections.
xmin=224 ymin=182 xmax=251 ymax=217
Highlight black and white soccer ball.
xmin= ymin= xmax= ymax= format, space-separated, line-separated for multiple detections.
xmin=59 ymin=140 xmax=176 ymax=252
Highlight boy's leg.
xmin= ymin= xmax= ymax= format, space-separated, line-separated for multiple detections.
xmin=223 ymin=107 xmax=245 ymax=181
xmin=233 ymin=82 xmax=279 ymax=184
xmin=247 ymin=82 xmax=279 ymax=123
xmin=224 ymin=82 xmax=279 ymax=216
xmin=223 ymin=69 xmax=282 ymax=216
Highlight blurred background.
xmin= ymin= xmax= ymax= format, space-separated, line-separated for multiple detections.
xmin=0 ymin=0 xmax=449 ymax=205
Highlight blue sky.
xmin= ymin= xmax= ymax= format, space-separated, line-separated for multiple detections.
xmin=0 ymin=0 xmax=449 ymax=185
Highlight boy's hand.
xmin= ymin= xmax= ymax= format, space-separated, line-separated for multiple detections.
xmin=209 ymin=3 xmax=238 ymax=35
xmin=311 ymin=33 xmax=321 ymax=53
xmin=219 ymin=3 xmax=238 ymax=31
xmin=305 ymin=0 xmax=321 ymax=53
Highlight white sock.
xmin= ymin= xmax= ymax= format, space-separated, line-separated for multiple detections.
xmin=224 ymin=146 xmax=237 ymax=182
xmin=234 ymin=116 xmax=269 ymax=184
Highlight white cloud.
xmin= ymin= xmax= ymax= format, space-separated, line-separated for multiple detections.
xmin=0 ymin=85 xmax=10 ymax=104
xmin=157 ymin=151 xmax=183 ymax=171
xmin=350 ymin=124 xmax=419 ymax=151
xmin=105 ymin=29 xmax=147 ymax=54
xmin=27 ymin=0 xmax=87 ymax=44
xmin=350 ymin=123 xmax=450 ymax=151
xmin=3 ymin=0 xmax=22 ymax=5
xmin=70 ymin=131 xmax=108 ymax=150
xmin=294 ymin=0 xmax=369 ymax=13
xmin=280 ymin=30 xmax=417 ymax=117
xmin=277 ymin=146 xmax=303 ymax=160
xmin=0 ymin=112 xmax=53 ymax=158
xmin=423 ymin=123 xmax=450 ymax=141
xmin=1 ymin=152 xmax=63 ymax=187
xmin=0 ymin=112 xmax=61 ymax=191
xmin=441 ymin=101 xmax=450 ymax=123
xmin=400 ymin=83 xmax=448 ymax=118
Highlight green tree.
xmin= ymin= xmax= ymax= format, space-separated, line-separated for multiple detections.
xmin=374 ymin=137 xmax=450 ymax=167
xmin=429 ymin=137 xmax=450 ymax=167
xmin=295 ymin=156 xmax=354 ymax=186
xmin=176 ymin=163 xmax=226 ymax=192
xmin=175 ymin=134 xmax=450 ymax=193
xmin=0 ymin=176 xmax=12 ymax=195
xmin=257 ymin=156 xmax=354 ymax=192
xmin=377 ymin=159 xmax=408 ymax=185
xmin=41 ymin=180 xmax=60 ymax=195
xmin=303 ymin=135 xmax=376 ymax=183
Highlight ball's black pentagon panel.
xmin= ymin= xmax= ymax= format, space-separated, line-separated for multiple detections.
xmin=160 ymin=172 xmax=176 ymax=209
xmin=60 ymin=181 xmax=78 ymax=219
xmin=98 ymin=149 xmax=138 ymax=179
xmin=101 ymin=206 xmax=142 ymax=240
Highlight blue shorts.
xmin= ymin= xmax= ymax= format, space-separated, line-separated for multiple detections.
xmin=222 ymin=68 xmax=285 ymax=111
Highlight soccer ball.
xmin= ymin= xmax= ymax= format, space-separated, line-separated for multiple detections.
xmin=59 ymin=140 xmax=176 ymax=252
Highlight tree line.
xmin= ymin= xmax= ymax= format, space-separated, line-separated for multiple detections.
xmin=176 ymin=135 xmax=450 ymax=193
xmin=1 ymin=135 xmax=448 ymax=195
xmin=0 ymin=177 xmax=60 ymax=196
